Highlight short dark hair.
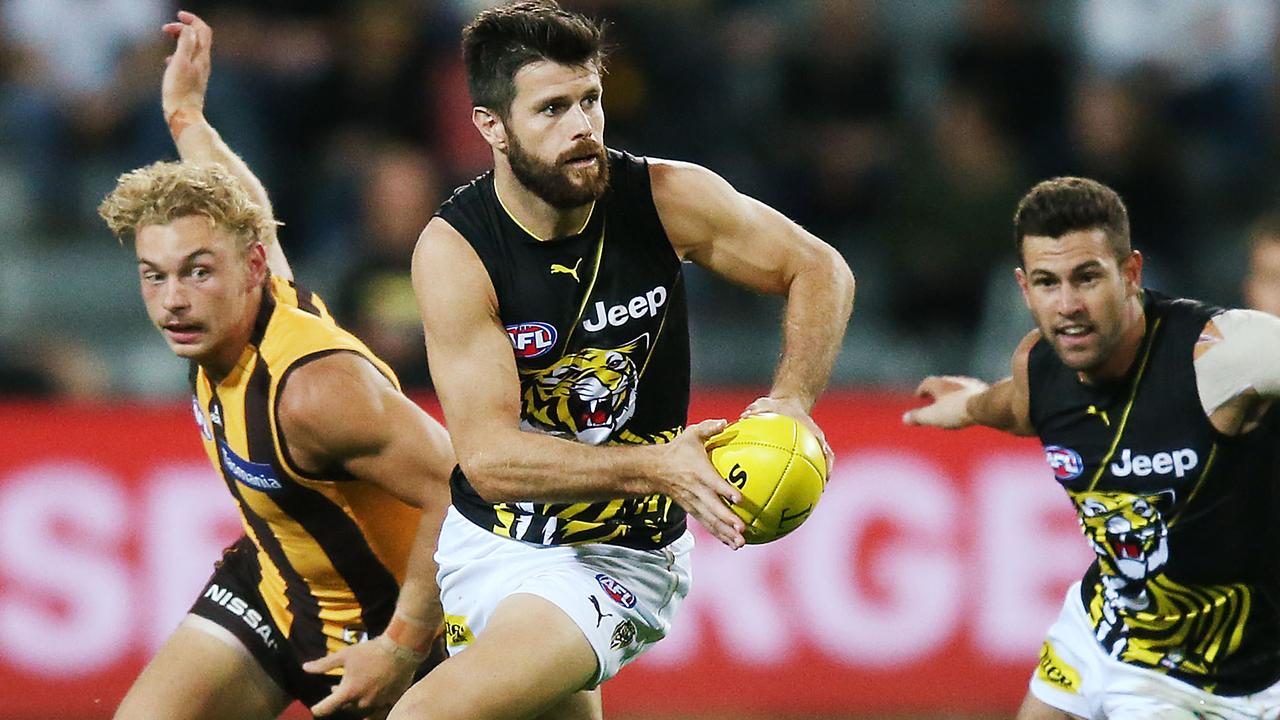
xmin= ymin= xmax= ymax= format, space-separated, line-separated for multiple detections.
xmin=462 ymin=1 xmax=606 ymax=118
xmin=1013 ymin=177 xmax=1131 ymax=264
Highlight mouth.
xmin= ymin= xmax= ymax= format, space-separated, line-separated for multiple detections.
xmin=1109 ymin=537 xmax=1143 ymax=560
xmin=571 ymin=395 xmax=613 ymax=429
xmin=561 ymin=144 xmax=602 ymax=170
xmin=1054 ymin=323 xmax=1095 ymax=349
xmin=565 ymin=154 xmax=598 ymax=170
xmin=162 ymin=321 xmax=204 ymax=344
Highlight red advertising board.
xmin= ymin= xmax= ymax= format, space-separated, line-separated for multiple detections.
xmin=0 ymin=392 xmax=1091 ymax=718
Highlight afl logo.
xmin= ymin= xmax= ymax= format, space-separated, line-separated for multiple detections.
xmin=506 ymin=322 xmax=557 ymax=359
xmin=191 ymin=395 xmax=212 ymax=441
xmin=595 ymin=573 xmax=637 ymax=608
xmin=1044 ymin=445 xmax=1084 ymax=481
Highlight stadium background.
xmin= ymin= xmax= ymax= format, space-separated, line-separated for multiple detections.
xmin=1 ymin=0 xmax=1277 ymax=717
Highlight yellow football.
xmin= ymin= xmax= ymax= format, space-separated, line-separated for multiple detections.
xmin=705 ymin=413 xmax=828 ymax=544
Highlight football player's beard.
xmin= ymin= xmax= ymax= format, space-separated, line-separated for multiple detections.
xmin=507 ymin=135 xmax=609 ymax=210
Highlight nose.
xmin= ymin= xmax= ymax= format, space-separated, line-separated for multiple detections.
xmin=568 ymin=104 xmax=596 ymax=141
xmin=162 ymin=278 xmax=189 ymax=312
xmin=1055 ymin=284 xmax=1085 ymax=316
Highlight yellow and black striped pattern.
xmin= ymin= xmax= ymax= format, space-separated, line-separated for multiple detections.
xmin=1074 ymin=488 xmax=1251 ymax=690
xmin=193 ymin=275 xmax=421 ymax=661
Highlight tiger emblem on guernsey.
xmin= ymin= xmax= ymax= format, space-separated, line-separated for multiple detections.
xmin=519 ymin=336 xmax=647 ymax=445
xmin=1076 ymin=491 xmax=1171 ymax=611
xmin=1073 ymin=490 xmax=1250 ymax=679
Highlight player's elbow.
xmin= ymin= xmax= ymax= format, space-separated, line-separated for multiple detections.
xmin=454 ymin=446 xmax=519 ymax=502
xmin=811 ymin=242 xmax=855 ymax=315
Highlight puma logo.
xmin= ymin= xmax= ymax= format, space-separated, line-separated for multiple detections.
xmin=1087 ymin=405 xmax=1111 ymax=427
xmin=589 ymin=595 xmax=614 ymax=627
xmin=550 ymin=258 xmax=582 ymax=282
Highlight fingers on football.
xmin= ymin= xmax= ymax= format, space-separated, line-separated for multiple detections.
xmin=688 ymin=417 xmax=727 ymax=440
xmin=695 ymin=478 xmax=746 ymax=548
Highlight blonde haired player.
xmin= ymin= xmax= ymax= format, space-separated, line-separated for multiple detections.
xmin=905 ymin=177 xmax=1280 ymax=719
xmin=101 ymin=12 xmax=453 ymax=719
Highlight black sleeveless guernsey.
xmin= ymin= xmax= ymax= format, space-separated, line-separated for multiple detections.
xmin=1028 ymin=289 xmax=1280 ymax=695
xmin=435 ymin=149 xmax=690 ymax=551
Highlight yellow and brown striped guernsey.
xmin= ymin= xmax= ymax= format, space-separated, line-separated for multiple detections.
xmin=192 ymin=275 xmax=420 ymax=660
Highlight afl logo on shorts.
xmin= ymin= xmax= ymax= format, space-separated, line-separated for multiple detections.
xmin=1044 ymin=445 xmax=1084 ymax=481
xmin=506 ymin=322 xmax=557 ymax=359
xmin=595 ymin=573 xmax=637 ymax=608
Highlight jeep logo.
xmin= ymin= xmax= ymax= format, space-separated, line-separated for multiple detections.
xmin=582 ymin=286 xmax=666 ymax=332
xmin=1110 ymin=448 xmax=1199 ymax=479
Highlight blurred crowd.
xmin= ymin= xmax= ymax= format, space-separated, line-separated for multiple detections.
xmin=4 ymin=0 xmax=1280 ymax=399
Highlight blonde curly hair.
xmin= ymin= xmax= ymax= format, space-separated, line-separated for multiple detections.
xmin=98 ymin=161 xmax=273 ymax=251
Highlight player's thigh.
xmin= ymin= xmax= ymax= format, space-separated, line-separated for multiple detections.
xmin=389 ymin=592 xmax=597 ymax=720
xmin=1016 ymin=691 xmax=1086 ymax=720
xmin=115 ymin=616 xmax=288 ymax=720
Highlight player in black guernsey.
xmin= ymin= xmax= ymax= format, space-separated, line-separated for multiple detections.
xmin=905 ymin=177 xmax=1280 ymax=719
xmin=100 ymin=14 xmax=453 ymax=720
xmin=392 ymin=3 xmax=854 ymax=720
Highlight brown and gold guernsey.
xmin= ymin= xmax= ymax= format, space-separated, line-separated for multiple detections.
xmin=190 ymin=274 xmax=421 ymax=661
xmin=436 ymin=149 xmax=690 ymax=551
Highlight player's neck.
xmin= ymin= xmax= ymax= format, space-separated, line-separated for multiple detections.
xmin=493 ymin=166 xmax=593 ymax=241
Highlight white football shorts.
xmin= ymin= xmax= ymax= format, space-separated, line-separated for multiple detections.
xmin=1030 ymin=582 xmax=1280 ymax=719
xmin=434 ymin=506 xmax=693 ymax=688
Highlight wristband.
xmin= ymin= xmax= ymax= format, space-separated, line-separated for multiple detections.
xmin=385 ymin=613 xmax=434 ymax=652
xmin=165 ymin=107 xmax=197 ymax=140
xmin=375 ymin=633 xmax=429 ymax=665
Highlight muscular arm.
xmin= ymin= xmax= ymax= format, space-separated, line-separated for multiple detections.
xmin=903 ymin=330 xmax=1038 ymax=436
xmin=412 ymin=218 xmax=745 ymax=547
xmin=650 ymin=160 xmax=855 ymax=413
xmin=277 ymin=351 xmax=453 ymax=612
xmin=161 ymin=11 xmax=292 ymax=280
xmin=277 ymin=352 xmax=453 ymax=715
xmin=1194 ymin=309 xmax=1280 ymax=435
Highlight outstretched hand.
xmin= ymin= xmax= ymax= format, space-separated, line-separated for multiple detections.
xmin=161 ymin=11 xmax=212 ymax=132
xmin=901 ymin=375 xmax=989 ymax=429
xmin=659 ymin=418 xmax=746 ymax=549
xmin=303 ymin=636 xmax=421 ymax=719
xmin=740 ymin=396 xmax=834 ymax=472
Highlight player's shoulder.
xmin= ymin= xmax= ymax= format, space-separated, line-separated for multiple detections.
xmin=645 ymin=156 xmax=738 ymax=218
xmin=437 ymin=169 xmax=495 ymax=213
xmin=1196 ymin=308 xmax=1280 ymax=355
xmin=1011 ymin=329 xmax=1042 ymax=384
xmin=645 ymin=155 xmax=721 ymax=188
xmin=276 ymin=351 xmax=393 ymax=434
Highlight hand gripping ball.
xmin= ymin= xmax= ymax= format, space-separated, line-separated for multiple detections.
xmin=705 ymin=413 xmax=828 ymax=544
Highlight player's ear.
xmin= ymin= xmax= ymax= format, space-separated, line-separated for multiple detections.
xmin=472 ymin=107 xmax=508 ymax=152
xmin=246 ymin=242 xmax=268 ymax=287
xmin=1121 ymin=250 xmax=1143 ymax=295
xmin=1014 ymin=266 xmax=1032 ymax=309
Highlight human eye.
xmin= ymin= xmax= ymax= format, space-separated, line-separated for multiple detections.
xmin=190 ymin=266 xmax=212 ymax=281
xmin=142 ymin=270 xmax=164 ymax=284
